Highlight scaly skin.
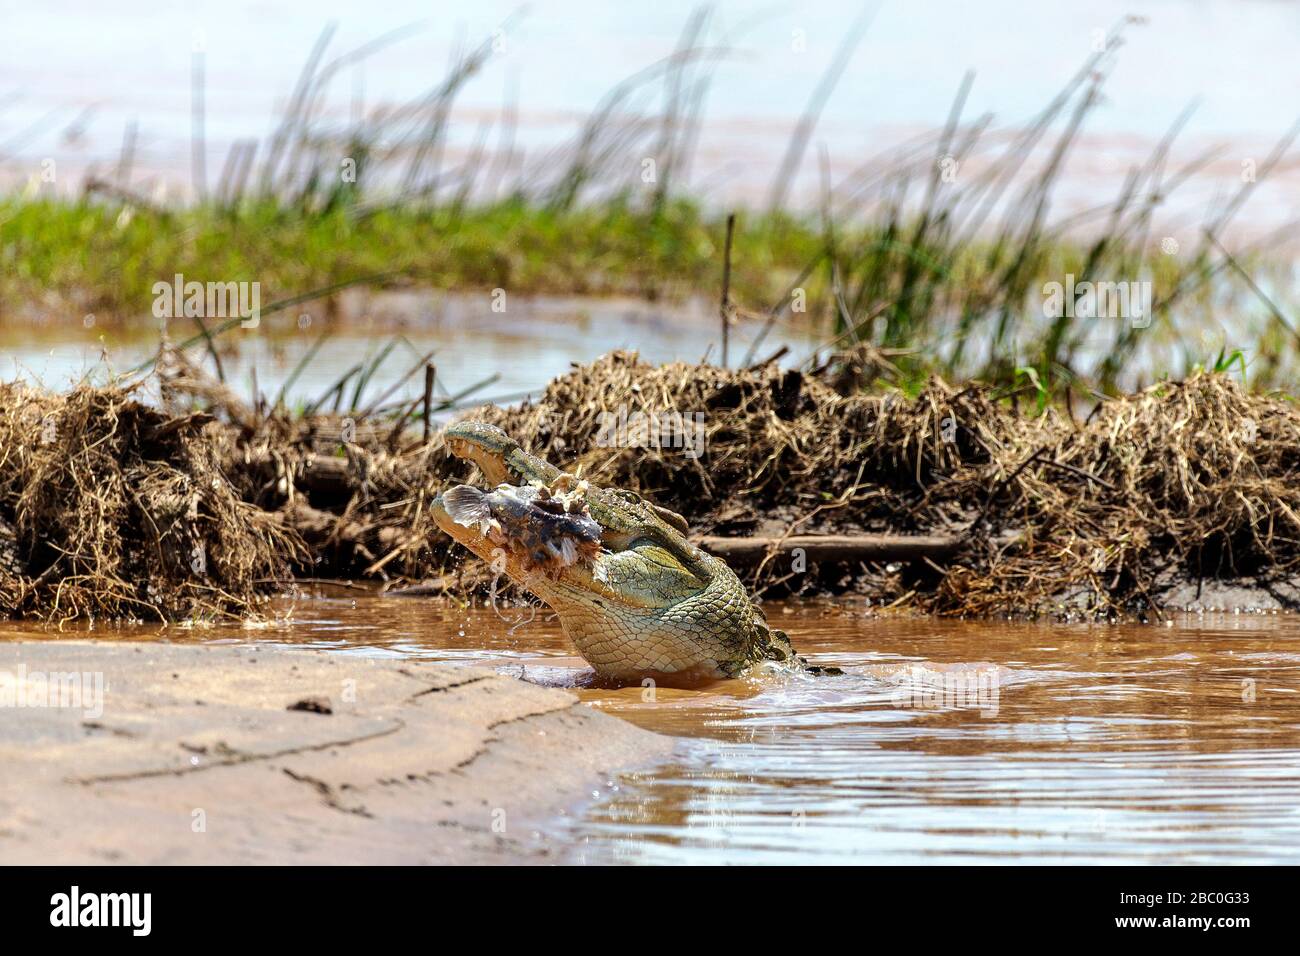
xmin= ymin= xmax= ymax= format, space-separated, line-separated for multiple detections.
xmin=432 ymin=421 xmax=804 ymax=681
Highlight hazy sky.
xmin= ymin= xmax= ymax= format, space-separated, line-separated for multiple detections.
xmin=2 ymin=0 xmax=1297 ymax=213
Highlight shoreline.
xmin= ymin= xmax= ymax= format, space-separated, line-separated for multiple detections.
xmin=0 ymin=640 xmax=672 ymax=864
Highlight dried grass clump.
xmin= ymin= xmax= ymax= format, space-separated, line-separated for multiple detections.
xmin=0 ymin=382 xmax=303 ymax=623
xmin=943 ymin=373 xmax=1300 ymax=617
xmin=201 ymin=415 xmax=455 ymax=582
xmin=471 ymin=351 xmax=850 ymax=515
xmin=461 ymin=353 xmax=1299 ymax=617
xmin=5 ymin=351 xmax=1294 ymax=624
xmin=470 ymin=351 xmax=1038 ymax=531
xmin=205 ymin=351 xmax=1300 ymax=617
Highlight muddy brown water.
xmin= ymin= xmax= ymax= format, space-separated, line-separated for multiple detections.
xmin=5 ymin=593 xmax=1300 ymax=864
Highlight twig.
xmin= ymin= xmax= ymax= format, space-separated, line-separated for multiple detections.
xmin=1036 ymin=457 xmax=1116 ymax=491
xmin=356 ymin=347 xmax=437 ymax=421
xmin=746 ymin=345 xmax=788 ymax=370
xmin=719 ymin=211 xmax=735 ymax=367
xmin=190 ymin=314 xmax=225 ymax=382
xmin=423 ymin=363 xmax=436 ymax=444
xmin=254 ymin=577 xmax=371 ymax=592
xmin=698 ymin=534 xmax=959 ymax=563
xmin=968 ymin=443 xmax=1051 ymax=537
xmin=1207 ymin=230 xmax=1300 ymax=348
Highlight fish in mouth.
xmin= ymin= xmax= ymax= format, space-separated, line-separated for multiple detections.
xmin=431 ymin=421 xmax=822 ymax=682
xmin=439 ymin=479 xmax=602 ymax=575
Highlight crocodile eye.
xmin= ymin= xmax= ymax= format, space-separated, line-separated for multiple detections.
xmin=614 ymin=490 xmax=642 ymax=504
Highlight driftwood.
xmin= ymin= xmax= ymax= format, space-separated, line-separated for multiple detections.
xmin=696 ymin=534 xmax=959 ymax=564
xmin=381 ymin=577 xmax=456 ymax=598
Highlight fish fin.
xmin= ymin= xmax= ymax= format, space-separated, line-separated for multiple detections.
xmin=442 ymin=485 xmax=491 ymax=528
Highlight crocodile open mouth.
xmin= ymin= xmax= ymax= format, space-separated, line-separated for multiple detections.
xmin=431 ymin=420 xmax=707 ymax=597
xmin=438 ymin=478 xmax=603 ymax=576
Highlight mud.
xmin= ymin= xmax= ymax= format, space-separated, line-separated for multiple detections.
xmin=0 ymin=640 xmax=671 ymax=863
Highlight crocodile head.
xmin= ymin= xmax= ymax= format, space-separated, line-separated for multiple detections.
xmin=431 ymin=421 xmax=800 ymax=681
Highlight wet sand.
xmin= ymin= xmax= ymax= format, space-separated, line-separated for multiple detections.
xmin=0 ymin=640 xmax=671 ymax=864
xmin=5 ymin=600 xmax=1300 ymax=863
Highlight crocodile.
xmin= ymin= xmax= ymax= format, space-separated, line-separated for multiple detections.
xmin=431 ymin=421 xmax=824 ymax=682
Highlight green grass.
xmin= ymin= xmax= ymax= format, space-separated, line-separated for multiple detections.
xmin=3 ymin=14 xmax=1298 ymax=400
xmin=0 ymin=195 xmax=824 ymax=318
xmin=3 ymin=191 xmax=1294 ymax=400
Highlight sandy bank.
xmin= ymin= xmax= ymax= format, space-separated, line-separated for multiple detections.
xmin=0 ymin=641 xmax=671 ymax=864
